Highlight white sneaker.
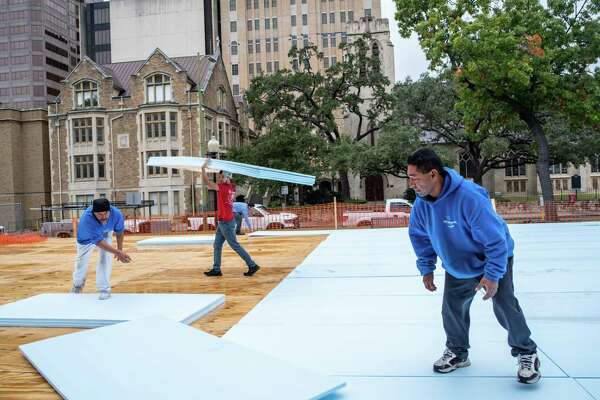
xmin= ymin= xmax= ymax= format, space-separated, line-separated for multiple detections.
xmin=70 ymin=285 xmax=83 ymax=294
xmin=517 ymin=353 xmax=541 ymax=384
xmin=433 ymin=348 xmax=471 ymax=373
xmin=98 ymin=291 xmax=111 ymax=300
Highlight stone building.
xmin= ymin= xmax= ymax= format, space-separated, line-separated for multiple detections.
xmin=48 ymin=48 xmax=246 ymax=217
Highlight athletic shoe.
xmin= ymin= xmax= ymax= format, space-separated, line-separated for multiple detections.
xmin=433 ymin=348 xmax=471 ymax=373
xmin=204 ymin=269 xmax=223 ymax=277
xmin=244 ymin=265 xmax=260 ymax=276
xmin=517 ymin=353 xmax=541 ymax=384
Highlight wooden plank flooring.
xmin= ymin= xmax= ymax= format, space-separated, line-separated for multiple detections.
xmin=0 ymin=234 xmax=323 ymax=399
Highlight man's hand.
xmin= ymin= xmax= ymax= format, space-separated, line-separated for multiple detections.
xmin=423 ymin=273 xmax=437 ymax=292
xmin=475 ymin=277 xmax=498 ymax=300
xmin=202 ymin=158 xmax=210 ymax=170
xmin=114 ymin=250 xmax=132 ymax=263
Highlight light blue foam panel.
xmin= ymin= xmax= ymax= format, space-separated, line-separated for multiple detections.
xmin=249 ymin=230 xmax=335 ymax=237
xmin=576 ymin=379 xmax=600 ymax=399
xmin=531 ymin=321 xmax=600 ymax=378
xmin=224 ymin=322 xmax=565 ymax=377
xmin=0 ymin=293 xmax=224 ymax=328
xmin=147 ymin=156 xmax=316 ymax=185
xmin=322 ymin=377 xmax=594 ymax=400
xmin=517 ymin=292 xmax=600 ymax=322
xmin=20 ymin=316 xmax=346 ymax=400
xmin=136 ymin=235 xmax=215 ymax=248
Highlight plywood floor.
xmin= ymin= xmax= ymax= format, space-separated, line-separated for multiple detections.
xmin=0 ymin=234 xmax=324 ymax=399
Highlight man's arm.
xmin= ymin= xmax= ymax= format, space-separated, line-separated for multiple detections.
xmin=408 ymin=210 xmax=438 ymax=292
xmin=201 ymin=159 xmax=218 ymax=191
xmin=96 ymin=239 xmax=131 ymax=263
xmin=116 ymin=231 xmax=125 ymax=251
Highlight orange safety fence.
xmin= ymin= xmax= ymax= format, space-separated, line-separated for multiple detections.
xmin=112 ymin=199 xmax=600 ymax=236
xmin=0 ymin=232 xmax=48 ymax=245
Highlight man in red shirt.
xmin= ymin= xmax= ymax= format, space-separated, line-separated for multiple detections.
xmin=201 ymin=159 xmax=260 ymax=277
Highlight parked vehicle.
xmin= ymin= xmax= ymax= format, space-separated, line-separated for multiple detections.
xmin=40 ymin=220 xmax=73 ymax=238
xmin=188 ymin=204 xmax=299 ymax=231
xmin=342 ymin=199 xmax=412 ymax=227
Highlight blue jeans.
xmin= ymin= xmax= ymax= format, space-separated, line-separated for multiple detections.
xmin=213 ymin=219 xmax=257 ymax=271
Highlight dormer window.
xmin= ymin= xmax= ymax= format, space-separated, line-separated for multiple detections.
xmin=74 ymin=80 xmax=99 ymax=108
xmin=146 ymin=74 xmax=172 ymax=103
xmin=218 ymin=87 xmax=225 ymax=109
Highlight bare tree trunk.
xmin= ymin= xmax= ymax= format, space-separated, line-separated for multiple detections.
xmin=338 ymin=170 xmax=351 ymax=201
xmin=520 ymin=110 xmax=557 ymax=221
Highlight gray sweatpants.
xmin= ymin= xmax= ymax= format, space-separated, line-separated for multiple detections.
xmin=442 ymin=257 xmax=537 ymax=358
xmin=72 ymin=232 xmax=113 ymax=292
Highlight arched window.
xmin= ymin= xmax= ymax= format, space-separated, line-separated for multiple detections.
xmin=146 ymin=73 xmax=172 ymax=103
xmin=74 ymin=80 xmax=98 ymax=108
xmin=218 ymin=87 xmax=225 ymax=109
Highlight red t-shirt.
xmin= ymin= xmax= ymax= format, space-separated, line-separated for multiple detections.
xmin=217 ymin=183 xmax=236 ymax=221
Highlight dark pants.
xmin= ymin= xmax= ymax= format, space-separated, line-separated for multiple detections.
xmin=213 ymin=219 xmax=257 ymax=271
xmin=234 ymin=212 xmax=243 ymax=235
xmin=442 ymin=257 xmax=537 ymax=358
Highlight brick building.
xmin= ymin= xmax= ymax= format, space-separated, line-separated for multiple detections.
xmin=48 ymin=48 xmax=245 ymax=218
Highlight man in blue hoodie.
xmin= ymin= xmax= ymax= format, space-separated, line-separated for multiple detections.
xmin=70 ymin=198 xmax=132 ymax=300
xmin=407 ymin=148 xmax=540 ymax=384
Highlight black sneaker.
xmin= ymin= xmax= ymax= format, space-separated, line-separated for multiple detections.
xmin=433 ymin=348 xmax=471 ymax=373
xmin=517 ymin=353 xmax=541 ymax=384
xmin=244 ymin=265 xmax=260 ymax=276
xmin=204 ymin=269 xmax=223 ymax=277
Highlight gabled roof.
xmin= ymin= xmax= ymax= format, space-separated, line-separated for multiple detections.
xmin=65 ymin=49 xmax=218 ymax=97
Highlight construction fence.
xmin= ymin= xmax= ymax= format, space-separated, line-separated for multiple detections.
xmin=106 ymin=199 xmax=600 ymax=236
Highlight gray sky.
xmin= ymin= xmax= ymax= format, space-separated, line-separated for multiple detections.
xmin=381 ymin=0 xmax=429 ymax=82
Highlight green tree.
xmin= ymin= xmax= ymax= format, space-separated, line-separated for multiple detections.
xmin=245 ymin=36 xmax=394 ymax=200
xmin=394 ymin=0 xmax=600 ymax=216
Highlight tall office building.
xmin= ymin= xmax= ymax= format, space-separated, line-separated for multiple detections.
xmin=110 ymin=0 xmax=220 ymax=63
xmin=0 ymin=0 xmax=83 ymax=109
xmin=82 ymin=0 xmax=111 ymax=64
xmin=220 ymin=0 xmax=381 ymax=96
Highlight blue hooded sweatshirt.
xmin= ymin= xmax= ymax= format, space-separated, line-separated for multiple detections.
xmin=408 ymin=168 xmax=514 ymax=282
xmin=77 ymin=205 xmax=125 ymax=245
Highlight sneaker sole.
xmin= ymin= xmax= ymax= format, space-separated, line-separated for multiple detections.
xmin=518 ymin=373 xmax=541 ymax=384
xmin=433 ymin=359 xmax=471 ymax=374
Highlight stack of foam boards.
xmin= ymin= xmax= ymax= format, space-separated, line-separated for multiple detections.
xmin=20 ymin=316 xmax=346 ymax=400
xmin=224 ymin=223 xmax=600 ymax=399
xmin=0 ymin=293 xmax=224 ymax=328
xmin=136 ymin=235 xmax=215 ymax=248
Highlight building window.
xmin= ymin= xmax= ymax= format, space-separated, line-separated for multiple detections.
xmin=340 ymin=11 xmax=346 ymax=22
xmin=302 ymin=34 xmax=309 ymax=47
xmin=256 ymin=62 xmax=262 ymax=74
xmin=96 ymin=118 xmax=104 ymax=143
xmin=322 ymin=33 xmax=329 ymax=48
xmin=147 ymin=150 xmax=168 ymax=176
xmin=364 ymin=8 xmax=371 ymax=16
xmin=302 ymin=14 xmax=307 ymax=26
xmin=331 ymin=34 xmax=337 ymax=47
xmin=549 ymin=163 xmax=568 ymax=175
xmin=218 ymin=87 xmax=226 ymax=109
xmin=321 ymin=13 xmax=327 ymax=24
xmin=265 ymin=18 xmax=270 ymax=29
xmin=247 ymin=19 xmax=253 ymax=31
xmin=232 ymin=64 xmax=239 ymax=75
xmin=272 ymin=0 xmax=277 ymax=6
xmin=74 ymin=155 xmax=94 ymax=179
xmin=230 ymin=21 xmax=237 ymax=32
xmin=255 ymin=39 xmax=261 ymax=53
xmin=231 ymin=41 xmax=238 ymax=55
xmin=145 ymin=112 xmax=167 ymax=138
xmin=272 ymin=17 xmax=278 ymax=29
xmin=74 ymin=80 xmax=98 ymax=108
xmin=173 ymin=191 xmax=181 ymax=215
xmin=73 ymin=118 xmax=93 ymax=144
xmin=248 ymin=40 xmax=254 ymax=54
xmin=290 ymin=0 xmax=295 ymax=4
xmin=169 ymin=112 xmax=177 ymax=138
xmin=98 ymin=154 xmax=106 ymax=178
xmin=553 ymin=178 xmax=569 ymax=191
xmin=267 ymin=61 xmax=272 ymax=73
xmin=249 ymin=63 xmax=255 ymax=76
xmin=273 ymin=37 xmax=279 ymax=52
xmin=246 ymin=0 xmax=251 ymax=9
xmin=148 ymin=191 xmax=169 ymax=215
xmin=348 ymin=10 xmax=354 ymax=21
xmin=291 ymin=35 xmax=297 ymax=48
xmin=291 ymin=15 xmax=297 ymax=26
xmin=592 ymin=177 xmax=600 ymax=190
xmin=266 ymin=38 xmax=272 ymax=52
xmin=505 ymin=158 xmax=527 ymax=177
xmin=233 ymin=84 xmax=240 ymax=95
xmin=458 ymin=152 xmax=476 ymax=179
xmin=292 ymin=58 xmax=299 ymax=71
xmin=205 ymin=116 xmax=213 ymax=139
xmin=506 ymin=179 xmax=527 ymax=193
xmin=274 ymin=60 xmax=279 ymax=70
xmin=329 ymin=12 xmax=335 ymax=23
xmin=264 ymin=0 xmax=270 ymax=7
xmin=254 ymin=0 xmax=259 ymax=8
xmin=255 ymin=19 xmax=260 ymax=30
xmin=324 ymin=57 xmax=329 ymax=68
xmin=146 ymin=74 xmax=172 ymax=103
xmin=230 ymin=0 xmax=236 ymax=10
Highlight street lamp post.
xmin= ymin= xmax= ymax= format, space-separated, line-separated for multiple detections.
xmin=207 ymin=135 xmax=220 ymax=159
